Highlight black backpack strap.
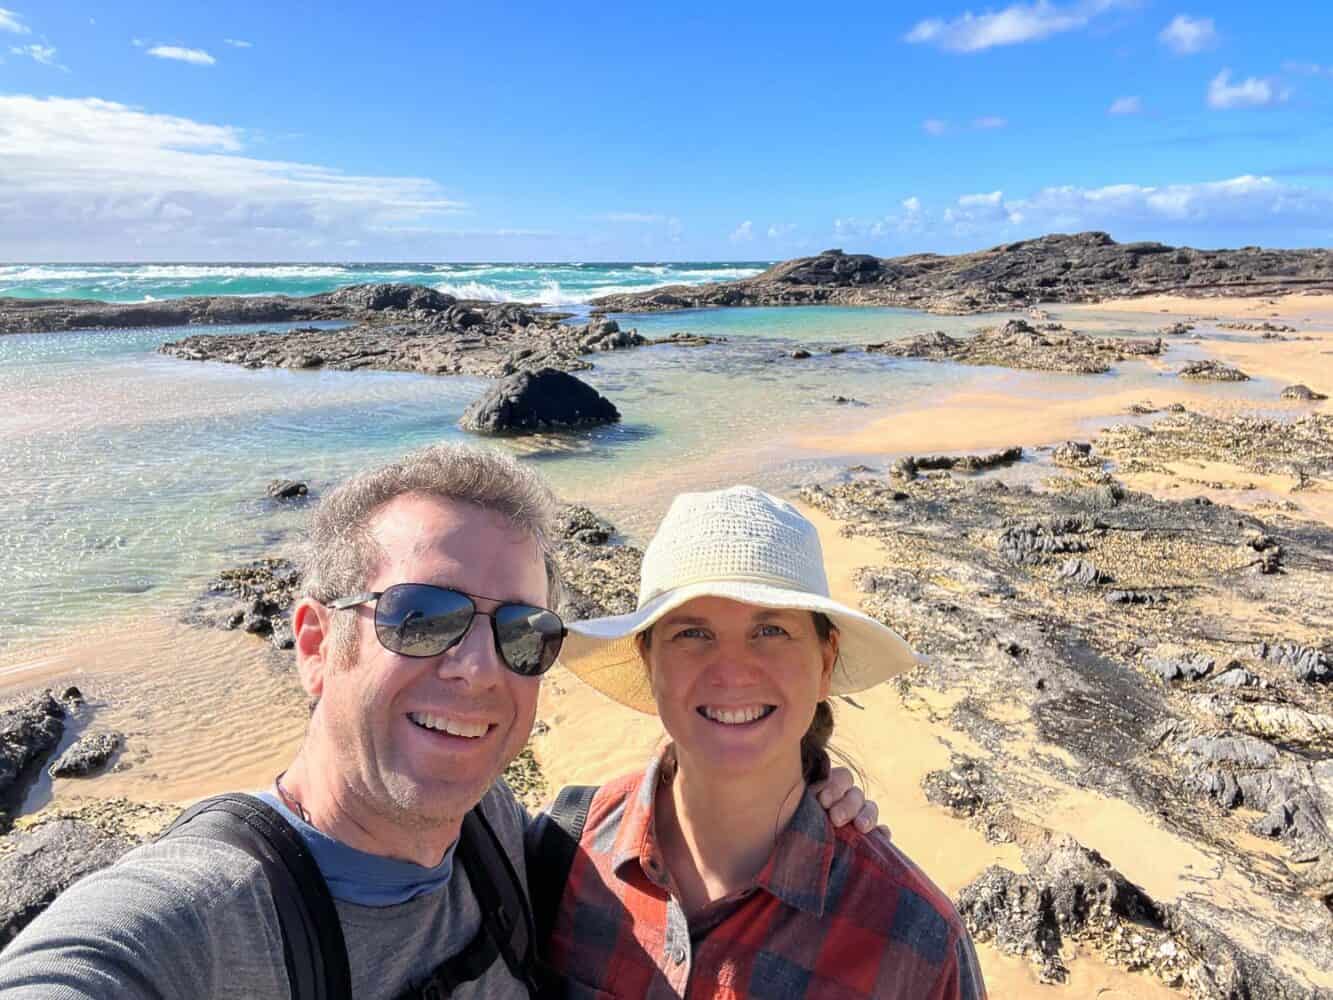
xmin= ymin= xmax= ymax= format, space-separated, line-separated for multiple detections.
xmin=161 ymin=793 xmax=352 ymax=1000
xmin=529 ymin=784 xmax=597 ymax=951
xmin=405 ymin=804 xmax=542 ymax=999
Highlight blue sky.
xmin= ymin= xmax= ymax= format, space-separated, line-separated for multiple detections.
xmin=1 ymin=1 xmax=1330 ymax=260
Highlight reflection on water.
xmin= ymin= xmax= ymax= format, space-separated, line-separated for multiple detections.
xmin=0 ymin=305 xmax=1282 ymax=652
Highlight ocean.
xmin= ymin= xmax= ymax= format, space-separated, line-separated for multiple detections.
xmin=0 ymin=261 xmax=768 ymax=307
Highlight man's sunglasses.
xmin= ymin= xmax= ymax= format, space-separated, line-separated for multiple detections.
xmin=326 ymin=583 xmax=566 ymax=677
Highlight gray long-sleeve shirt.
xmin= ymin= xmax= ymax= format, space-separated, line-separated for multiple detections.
xmin=0 ymin=782 xmax=532 ymax=999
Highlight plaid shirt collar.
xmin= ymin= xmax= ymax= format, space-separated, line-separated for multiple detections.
xmin=610 ymin=747 xmax=837 ymax=917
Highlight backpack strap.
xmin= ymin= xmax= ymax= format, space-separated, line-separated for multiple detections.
xmin=405 ymin=804 xmax=543 ymax=999
xmin=529 ymin=785 xmax=597 ymax=951
xmin=161 ymin=793 xmax=352 ymax=1000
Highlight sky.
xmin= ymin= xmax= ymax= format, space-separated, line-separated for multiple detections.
xmin=1 ymin=1 xmax=1331 ymax=261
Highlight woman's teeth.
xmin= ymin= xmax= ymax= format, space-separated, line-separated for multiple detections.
xmin=409 ymin=712 xmax=489 ymax=739
xmin=699 ymin=705 xmax=775 ymax=725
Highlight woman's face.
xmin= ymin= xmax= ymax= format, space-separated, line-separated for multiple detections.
xmin=643 ymin=596 xmax=837 ymax=781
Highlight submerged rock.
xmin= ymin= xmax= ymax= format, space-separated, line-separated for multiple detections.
xmin=265 ymin=479 xmax=308 ymax=500
xmin=1281 ymin=384 xmax=1328 ymax=401
xmin=867 ymin=321 xmax=1160 ymax=375
xmin=459 ymin=368 xmax=620 ymax=434
xmin=1178 ymin=360 xmax=1250 ymax=381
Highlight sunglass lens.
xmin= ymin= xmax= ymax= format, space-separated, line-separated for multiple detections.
xmin=493 ymin=604 xmax=564 ymax=676
xmin=375 ymin=584 xmax=474 ymax=657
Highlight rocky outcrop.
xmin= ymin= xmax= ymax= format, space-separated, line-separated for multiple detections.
xmin=0 ymin=692 xmax=67 ymax=830
xmin=1282 ymin=384 xmax=1328 ymax=401
xmin=554 ymin=506 xmax=642 ymax=623
xmin=186 ymin=558 xmax=301 ymax=649
xmin=48 ymin=733 xmax=123 ymax=778
xmin=459 ymin=368 xmax=620 ymax=434
xmin=1178 ymin=360 xmax=1251 ymax=381
xmin=590 ymin=232 xmax=1333 ymax=315
xmin=157 ymin=305 xmax=669 ymax=380
xmin=866 ymin=320 xmax=1162 ymax=375
xmin=1097 ymin=410 xmax=1333 ymax=481
xmin=265 ymin=480 xmax=308 ymax=500
xmin=800 ymin=459 xmax=1333 ymax=996
xmin=891 ymin=447 xmax=1023 ymax=480
xmin=0 ymin=282 xmax=471 ymax=335
xmin=0 ymin=819 xmax=138 ymax=946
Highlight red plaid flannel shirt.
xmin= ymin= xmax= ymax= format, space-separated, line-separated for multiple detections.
xmin=544 ymin=750 xmax=986 ymax=999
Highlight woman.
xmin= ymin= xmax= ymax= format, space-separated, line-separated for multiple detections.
xmin=547 ymin=486 xmax=985 ymax=999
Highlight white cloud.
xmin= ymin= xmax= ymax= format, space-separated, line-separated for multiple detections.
xmin=0 ymin=7 xmax=28 ymax=34
xmin=918 ymin=175 xmax=1333 ymax=240
xmin=10 ymin=43 xmax=57 ymax=66
xmin=729 ymin=220 xmax=754 ymax=242
xmin=131 ymin=37 xmax=145 ymax=47
xmin=1159 ymin=14 xmax=1217 ymax=55
xmin=147 ymin=45 xmax=216 ymax=66
xmin=904 ymin=0 xmax=1122 ymax=53
xmin=973 ymin=115 xmax=1008 ymax=129
xmin=0 ymin=95 xmax=467 ymax=258
xmin=1108 ymin=95 xmax=1142 ymax=114
xmin=767 ymin=223 xmax=797 ymax=239
xmin=923 ymin=118 xmax=949 ymax=135
xmin=1207 ymin=69 xmax=1288 ymax=110
xmin=223 ymin=38 xmax=253 ymax=48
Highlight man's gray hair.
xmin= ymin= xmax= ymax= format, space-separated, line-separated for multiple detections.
xmin=301 ymin=444 xmax=563 ymax=647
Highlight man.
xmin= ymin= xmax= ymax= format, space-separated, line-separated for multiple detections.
xmin=0 ymin=444 xmax=874 ymax=998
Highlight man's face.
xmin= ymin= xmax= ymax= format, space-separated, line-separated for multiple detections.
xmin=313 ymin=493 xmax=546 ymax=827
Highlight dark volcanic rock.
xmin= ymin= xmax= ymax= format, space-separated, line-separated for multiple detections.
xmin=459 ymin=368 xmax=620 ymax=434
xmin=1255 ymin=640 xmax=1331 ymax=683
xmin=158 ymin=303 xmax=657 ymax=380
xmin=867 ymin=320 xmax=1160 ymax=375
xmin=265 ymin=479 xmax=308 ymax=500
xmin=1281 ymin=384 xmax=1328 ymax=401
xmin=1097 ymin=410 xmax=1333 ymax=482
xmin=0 ymin=692 xmax=66 ymax=829
xmin=892 ymin=447 xmax=1024 ymax=481
xmin=589 ymin=232 xmax=1333 ymax=315
xmin=325 ymin=283 xmax=456 ymax=313
xmin=48 ymin=733 xmax=123 ymax=778
xmin=554 ymin=507 xmax=642 ymax=623
xmin=0 ymin=819 xmax=137 ymax=946
xmin=958 ymin=834 xmax=1171 ymax=985
xmin=188 ymin=557 xmax=300 ymax=650
xmin=1178 ymin=360 xmax=1251 ymax=382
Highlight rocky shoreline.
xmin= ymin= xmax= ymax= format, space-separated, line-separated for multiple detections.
xmin=590 ymin=232 xmax=1333 ymax=315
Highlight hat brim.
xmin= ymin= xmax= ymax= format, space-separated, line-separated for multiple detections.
xmin=557 ymin=580 xmax=921 ymax=714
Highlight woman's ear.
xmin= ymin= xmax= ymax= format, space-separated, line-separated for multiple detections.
xmin=819 ymin=629 xmax=839 ymax=700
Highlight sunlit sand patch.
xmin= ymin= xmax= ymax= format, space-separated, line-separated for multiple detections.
xmin=0 ymin=611 xmax=307 ymax=806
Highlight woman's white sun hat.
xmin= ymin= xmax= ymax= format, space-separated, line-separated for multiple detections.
xmin=557 ymin=485 xmax=920 ymax=714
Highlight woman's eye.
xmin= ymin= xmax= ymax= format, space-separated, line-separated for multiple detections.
xmin=673 ymin=627 xmax=710 ymax=640
xmin=756 ymin=624 xmax=790 ymax=638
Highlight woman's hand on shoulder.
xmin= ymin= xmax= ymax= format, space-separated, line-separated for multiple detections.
xmin=812 ymin=767 xmax=888 ymax=838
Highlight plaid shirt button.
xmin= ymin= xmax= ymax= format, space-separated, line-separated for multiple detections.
xmin=670 ymin=945 xmax=687 ymax=965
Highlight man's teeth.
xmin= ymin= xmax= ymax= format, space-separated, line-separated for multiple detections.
xmin=700 ymin=705 xmax=773 ymax=725
xmin=409 ymin=712 xmax=488 ymax=739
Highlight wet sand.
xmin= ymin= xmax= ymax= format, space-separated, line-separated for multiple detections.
xmin=5 ymin=291 xmax=1332 ymax=995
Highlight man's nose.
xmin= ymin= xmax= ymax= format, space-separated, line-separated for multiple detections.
xmin=437 ymin=613 xmax=504 ymax=686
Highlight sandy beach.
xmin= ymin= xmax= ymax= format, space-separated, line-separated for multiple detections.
xmin=4 ymin=289 xmax=1331 ymax=997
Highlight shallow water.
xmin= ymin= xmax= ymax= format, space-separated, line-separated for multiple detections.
xmin=0 ymin=300 xmax=1288 ymax=655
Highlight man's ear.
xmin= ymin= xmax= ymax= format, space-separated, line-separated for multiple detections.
xmin=293 ymin=597 xmax=335 ymax=698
